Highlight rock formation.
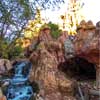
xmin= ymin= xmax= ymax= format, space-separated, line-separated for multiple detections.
xmin=29 ymin=42 xmax=76 ymax=100
xmin=27 ymin=26 xmax=76 ymax=100
xmin=27 ymin=21 xmax=100 ymax=99
xmin=73 ymin=21 xmax=100 ymax=88
xmin=0 ymin=59 xmax=12 ymax=76
xmin=74 ymin=20 xmax=99 ymax=64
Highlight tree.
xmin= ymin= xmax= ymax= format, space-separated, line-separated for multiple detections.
xmin=29 ymin=0 xmax=64 ymax=10
xmin=24 ymin=9 xmax=43 ymax=38
xmin=0 ymin=0 xmax=32 ymax=59
xmin=0 ymin=0 xmax=64 ymax=59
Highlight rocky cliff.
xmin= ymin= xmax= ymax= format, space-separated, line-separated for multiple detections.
xmin=29 ymin=42 xmax=76 ymax=100
xmin=26 ymin=21 xmax=100 ymax=99
xmin=27 ymin=26 xmax=77 ymax=100
xmin=74 ymin=20 xmax=99 ymax=65
xmin=72 ymin=21 xmax=100 ymax=89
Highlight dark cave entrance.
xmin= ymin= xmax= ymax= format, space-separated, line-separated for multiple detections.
xmin=58 ymin=57 xmax=96 ymax=81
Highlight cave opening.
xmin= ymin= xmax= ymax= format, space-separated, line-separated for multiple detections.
xmin=58 ymin=57 xmax=96 ymax=81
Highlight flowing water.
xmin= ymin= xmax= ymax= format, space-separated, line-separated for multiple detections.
xmin=6 ymin=61 xmax=33 ymax=100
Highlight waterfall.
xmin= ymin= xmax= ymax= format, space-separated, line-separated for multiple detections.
xmin=6 ymin=61 xmax=34 ymax=100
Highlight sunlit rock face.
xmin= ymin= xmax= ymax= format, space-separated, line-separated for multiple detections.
xmin=25 ymin=25 xmax=77 ymax=99
xmin=29 ymin=42 xmax=76 ymax=100
xmin=58 ymin=31 xmax=69 ymax=44
xmin=73 ymin=21 xmax=100 ymax=65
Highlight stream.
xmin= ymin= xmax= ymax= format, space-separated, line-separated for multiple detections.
xmin=6 ymin=61 xmax=34 ymax=100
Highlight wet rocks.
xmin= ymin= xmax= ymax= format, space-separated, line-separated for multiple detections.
xmin=5 ymin=61 xmax=34 ymax=100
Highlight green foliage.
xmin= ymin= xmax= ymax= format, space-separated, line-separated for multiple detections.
xmin=8 ymin=45 xmax=23 ymax=60
xmin=0 ymin=0 xmax=64 ymax=59
xmin=0 ymin=38 xmax=23 ymax=59
xmin=0 ymin=38 xmax=8 ymax=58
xmin=24 ymin=9 xmax=43 ymax=38
xmin=48 ymin=22 xmax=62 ymax=39
xmin=0 ymin=0 xmax=32 ymax=59
xmin=18 ymin=0 xmax=32 ymax=18
xmin=51 ymin=30 xmax=62 ymax=39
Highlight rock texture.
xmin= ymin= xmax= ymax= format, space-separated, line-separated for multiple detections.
xmin=74 ymin=20 xmax=99 ymax=65
xmin=27 ymin=26 xmax=77 ymax=100
xmin=0 ymin=96 xmax=6 ymax=100
xmin=27 ymin=21 xmax=100 ymax=99
xmin=29 ymin=42 xmax=76 ymax=100
xmin=0 ymin=59 xmax=12 ymax=75
xmin=73 ymin=21 xmax=100 ymax=89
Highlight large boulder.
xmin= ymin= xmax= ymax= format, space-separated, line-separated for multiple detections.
xmin=73 ymin=21 xmax=99 ymax=65
xmin=0 ymin=59 xmax=12 ymax=75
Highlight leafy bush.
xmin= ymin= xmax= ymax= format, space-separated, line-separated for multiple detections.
xmin=48 ymin=22 xmax=62 ymax=39
xmin=0 ymin=38 xmax=23 ymax=59
xmin=8 ymin=45 xmax=23 ymax=60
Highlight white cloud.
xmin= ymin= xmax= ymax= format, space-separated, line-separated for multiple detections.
xmin=41 ymin=0 xmax=100 ymax=25
xmin=82 ymin=0 xmax=100 ymax=24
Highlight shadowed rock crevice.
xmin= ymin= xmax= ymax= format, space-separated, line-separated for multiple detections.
xmin=58 ymin=57 xmax=96 ymax=81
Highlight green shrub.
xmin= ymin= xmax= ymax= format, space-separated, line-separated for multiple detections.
xmin=48 ymin=22 xmax=62 ymax=39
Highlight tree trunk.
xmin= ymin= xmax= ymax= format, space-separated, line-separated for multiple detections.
xmin=96 ymin=64 xmax=100 ymax=89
